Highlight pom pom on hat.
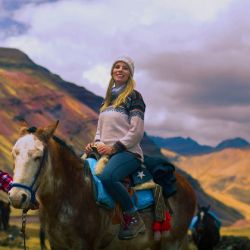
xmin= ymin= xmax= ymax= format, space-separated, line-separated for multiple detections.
xmin=111 ymin=56 xmax=135 ymax=77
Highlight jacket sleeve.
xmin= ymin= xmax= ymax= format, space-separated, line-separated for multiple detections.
xmin=94 ymin=118 xmax=101 ymax=143
xmin=113 ymin=91 xmax=146 ymax=152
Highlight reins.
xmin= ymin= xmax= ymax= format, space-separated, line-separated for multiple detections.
xmin=21 ymin=209 xmax=28 ymax=250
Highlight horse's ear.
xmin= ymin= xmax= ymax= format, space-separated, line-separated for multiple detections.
xmin=18 ymin=119 xmax=29 ymax=136
xmin=40 ymin=120 xmax=59 ymax=141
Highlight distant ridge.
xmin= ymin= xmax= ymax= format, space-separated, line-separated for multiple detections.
xmin=215 ymin=137 xmax=250 ymax=151
xmin=150 ymin=136 xmax=250 ymax=155
xmin=0 ymin=47 xmax=33 ymax=66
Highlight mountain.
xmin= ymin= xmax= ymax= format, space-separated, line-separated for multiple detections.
xmin=174 ymin=147 xmax=250 ymax=225
xmin=44 ymin=71 xmax=103 ymax=113
xmin=150 ymin=136 xmax=250 ymax=155
xmin=161 ymin=149 xmax=244 ymax=226
xmin=0 ymin=48 xmax=98 ymax=170
xmin=0 ymin=47 xmax=243 ymax=225
xmin=215 ymin=138 xmax=250 ymax=151
xmin=176 ymin=168 xmax=243 ymax=226
xmin=150 ymin=136 xmax=213 ymax=155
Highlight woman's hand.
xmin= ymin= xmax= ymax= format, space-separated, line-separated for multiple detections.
xmin=85 ymin=142 xmax=94 ymax=154
xmin=96 ymin=144 xmax=114 ymax=155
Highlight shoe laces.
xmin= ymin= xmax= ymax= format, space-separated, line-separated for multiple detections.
xmin=123 ymin=214 xmax=138 ymax=229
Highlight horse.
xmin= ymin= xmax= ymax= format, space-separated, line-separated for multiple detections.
xmin=191 ymin=205 xmax=220 ymax=250
xmin=8 ymin=121 xmax=196 ymax=250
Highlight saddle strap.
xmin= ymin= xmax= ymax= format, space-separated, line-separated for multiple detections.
xmin=153 ymin=184 xmax=167 ymax=221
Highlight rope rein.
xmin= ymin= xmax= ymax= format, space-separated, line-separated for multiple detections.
xmin=21 ymin=209 xmax=28 ymax=250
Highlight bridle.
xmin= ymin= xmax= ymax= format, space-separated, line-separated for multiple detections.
xmin=10 ymin=127 xmax=48 ymax=208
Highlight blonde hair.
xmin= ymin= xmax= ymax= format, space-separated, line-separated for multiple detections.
xmin=100 ymin=77 xmax=135 ymax=112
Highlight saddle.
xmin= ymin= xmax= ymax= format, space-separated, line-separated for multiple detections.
xmin=82 ymin=146 xmax=154 ymax=188
xmin=83 ymin=149 xmax=176 ymax=213
xmin=84 ymin=157 xmax=155 ymax=210
xmin=82 ymin=146 xmax=177 ymax=197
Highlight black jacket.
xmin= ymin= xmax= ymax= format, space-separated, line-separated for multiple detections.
xmin=144 ymin=155 xmax=177 ymax=198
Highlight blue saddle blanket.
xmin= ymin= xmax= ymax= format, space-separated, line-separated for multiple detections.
xmin=86 ymin=158 xmax=154 ymax=210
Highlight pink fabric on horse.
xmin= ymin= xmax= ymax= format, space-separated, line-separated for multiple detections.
xmin=0 ymin=170 xmax=13 ymax=192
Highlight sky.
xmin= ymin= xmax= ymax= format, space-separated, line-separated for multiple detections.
xmin=0 ymin=0 xmax=249 ymax=146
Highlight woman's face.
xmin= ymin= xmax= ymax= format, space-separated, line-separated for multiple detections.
xmin=112 ymin=61 xmax=130 ymax=86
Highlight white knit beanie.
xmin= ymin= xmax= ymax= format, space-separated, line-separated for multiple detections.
xmin=111 ymin=56 xmax=135 ymax=77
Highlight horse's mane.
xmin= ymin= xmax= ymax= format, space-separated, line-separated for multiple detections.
xmin=52 ymin=135 xmax=79 ymax=158
xmin=49 ymin=135 xmax=84 ymax=177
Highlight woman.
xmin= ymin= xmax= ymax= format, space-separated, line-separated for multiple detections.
xmin=85 ymin=56 xmax=146 ymax=240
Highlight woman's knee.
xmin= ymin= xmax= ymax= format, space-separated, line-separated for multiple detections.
xmin=98 ymin=172 xmax=113 ymax=185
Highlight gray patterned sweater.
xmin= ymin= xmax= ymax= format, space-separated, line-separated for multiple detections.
xmin=94 ymin=90 xmax=146 ymax=161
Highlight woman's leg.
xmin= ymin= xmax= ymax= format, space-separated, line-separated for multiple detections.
xmin=99 ymin=151 xmax=140 ymax=212
xmin=99 ymin=151 xmax=145 ymax=239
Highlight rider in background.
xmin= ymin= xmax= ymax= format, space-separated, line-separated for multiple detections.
xmin=190 ymin=206 xmax=222 ymax=231
xmin=85 ymin=56 xmax=146 ymax=240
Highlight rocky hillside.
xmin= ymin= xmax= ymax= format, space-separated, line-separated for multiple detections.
xmin=0 ymin=48 xmax=99 ymax=172
xmin=163 ymin=147 xmax=250 ymax=225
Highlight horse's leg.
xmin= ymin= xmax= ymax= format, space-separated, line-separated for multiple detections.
xmin=49 ymin=243 xmax=69 ymax=250
xmin=214 ymin=229 xmax=220 ymax=246
xmin=178 ymin=234 xmax=190 ymax=250
xmin=2 ymin=206 xmax=8 ymax=230
xmin=40 ymin=225 xmax=46 ymax=250
xmin=161 ymin=242 xmax=179 ymax=250
xmin=160 ymin=234 xmax=190 ymax=250
xmin=39 ymin=210 xmax=47 ymax=250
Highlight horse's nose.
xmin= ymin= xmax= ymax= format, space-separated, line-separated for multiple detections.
xmin=21 ymin=193 xmax=27 ymax=204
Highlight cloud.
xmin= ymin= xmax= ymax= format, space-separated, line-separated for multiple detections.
xmin=1 ymin=0 xmax=249 ymax=145
xmin=140 ymin=0 xmax=250 ymax=144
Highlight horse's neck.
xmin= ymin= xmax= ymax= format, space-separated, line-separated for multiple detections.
xmin=39 ymin=140 xmax=95 ymax=210
xmin=38 ymin=141 xmax=107 ymax=240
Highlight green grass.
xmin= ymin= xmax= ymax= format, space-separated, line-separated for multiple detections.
xmin=0 ymin=224 xmax=45 ymax=250
xmin=0 ymin=213 xmax=49 ymax=250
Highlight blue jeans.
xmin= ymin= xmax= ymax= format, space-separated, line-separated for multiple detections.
xmin=98 ymin=151 xmax=141 ymax=213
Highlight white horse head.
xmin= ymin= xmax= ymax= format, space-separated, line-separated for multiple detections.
xmin=9 ymin=121 xmax=58 ymax=210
